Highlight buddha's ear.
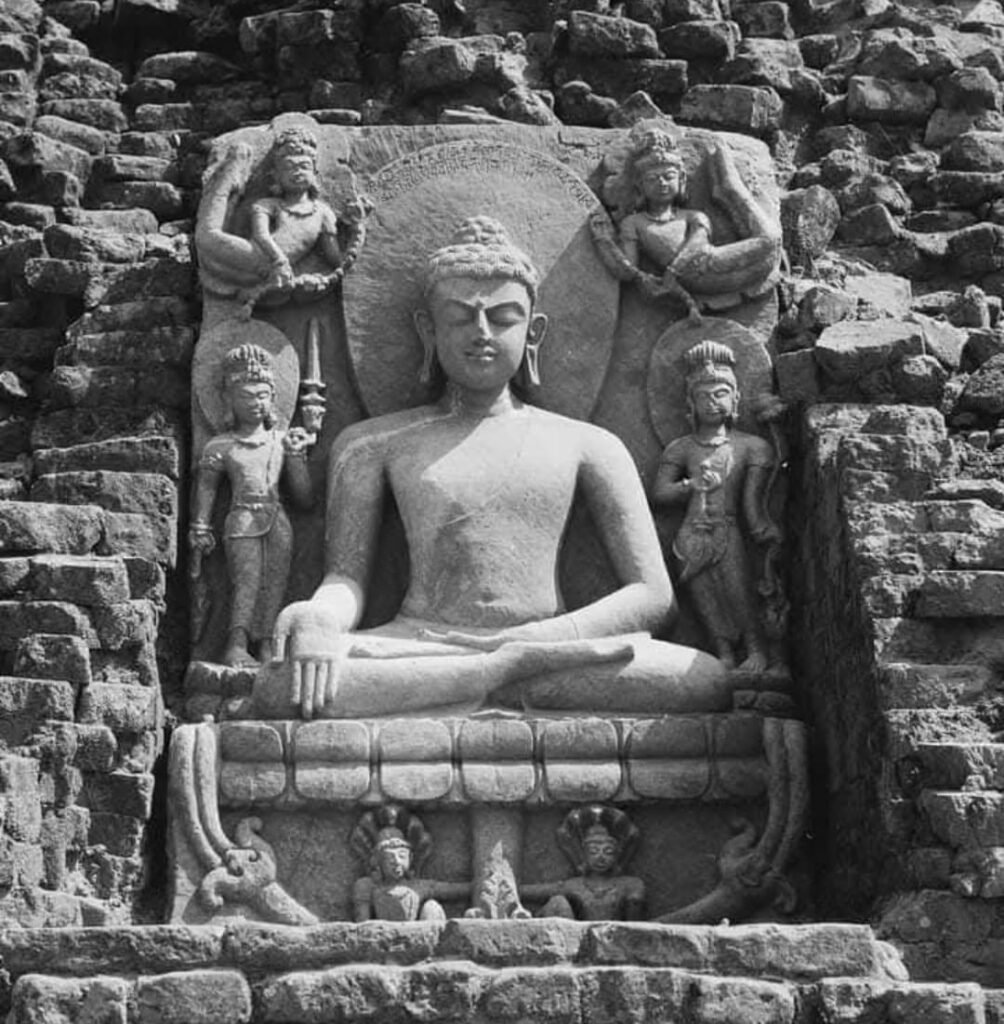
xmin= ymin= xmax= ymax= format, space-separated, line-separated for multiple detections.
xmin=523 ymin=313 xmax=548 ymax=387
xmin=413 ymin=309 xmax=436 ymax=383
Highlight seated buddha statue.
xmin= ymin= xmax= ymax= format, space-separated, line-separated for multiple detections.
xmin=245 ymin=217 xmax=739 ymax=720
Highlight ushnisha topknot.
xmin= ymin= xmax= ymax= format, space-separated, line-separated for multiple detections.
xmin=683 ymin=340 xmax=738 ymax=391
xmin=223 ymin=343 xmax=275 ymax=388
xmin=423 ymin=216 xmax=540 ymax=304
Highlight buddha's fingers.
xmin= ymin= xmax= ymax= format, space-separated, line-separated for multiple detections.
xmin=313 ymin=661 xmax=330 ymax=717
xmin=300 ymin=661 xmax=317 ymax=720
xmin=291 ymin=656 xmax=302 ymax=707
xmin=272 ymin=626 xmax=288 ymax=663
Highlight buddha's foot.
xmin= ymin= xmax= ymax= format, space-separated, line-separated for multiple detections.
xmin=493 ymin=637 xmax=634 ymax=683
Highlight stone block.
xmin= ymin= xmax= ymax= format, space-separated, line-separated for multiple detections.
xmin=136 ymin=51 xmax=241 ymax=85
xmin=132 ymin=104 xmax=199 ymax=133
xmin=0 ymin=501 xmax=104 ymax=555
xmin=875 ymin=662 xmax=996 ymax=710
xmin=687 ymin=974 xmax=796 ymax=1023
xmin=8 ymin=975 xmax=128 ymax=1024
xmin=946 ymin=224 xmax=1004 ymax=278
xmin=63 ymin=208 xmax=160 ymax=234
xmin=91 ymin=600 xmax=158 ymax=650
xmin=95 ymin=154 xmax=172 ymax=183
xmin=678 ymin=84 xmax=783 ymax=134
xmin=659 ymin=21 xmax=740 ymax=60
xmin=942 ymin=132 xmax=1004 ymax=174
xmin=259 ymin=965 xmax=408 ymax=1024
xmin=0 ymin=602 xmax=96 ymax=649
xmin=921 ymin=790 xmax=1004 ymax=847
xmin=31 ymin=472 xmax=178 ymax=520
xmin=58 ymin=326 xmax=195 ymax=367
xmin=734 ymin=2 xmax=793 ymax=38
xmin=43 ymin=224 xmax=146 ymax=264
xmin=37 ymin=99 xmax=127 ymax=132
xmin=914 ymin=571 xmax=1004 ymax=617
xmin=0 ymin=754 xmax=42 ymax=841
xmin=886 ymin=984 xmax=985 ymax=1024
xmin=568 ymin=12 xmax=659 ymax=58
xmin=2 ymin=130 xmax=91 ymax=181
xmin=34 ymin=437 xmax=181 ymax=481
xmin=960 ymin=353 xmax=1004 ymax=416
xmin=0 ymin=677 xmax=75 ymax=745
xmin=27 ymin=553 xmax=130 ymax=606
xmin=847 ymin=76 xmax=937 ymax=124
xmin=0 ymin=555 xmax=30 ymax=595
xmin=135 ymin=971 xmax=251 ymax=1024
xmin=815 ymin=320 xmax=925 ymax=382
xmin=102 ymin=512 xmax=176 ymax=566
xmin=92 ymin=182 xmax=185 ymax=221
xmin=439 ymin=919 xmax=588 ymax=966
xmin=33 ymin=115 xmax=105 ymax=156
xmin=939 ymin=69 xmax=1002 ymax=113
xmin=78 ymin=682 xmax=160 ymax=733
xmin=856 ymin=34 xmax=962 ymax=82
xmin=82 ymin=770 xmax=154 ymax=818
xmin=13 ymin=633 xmax=91 ymax=685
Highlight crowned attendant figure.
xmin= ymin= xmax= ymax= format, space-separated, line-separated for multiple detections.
xmin=189 ymin=344 xmax=313 ymax=667
xmin=651 ymin=341 xmax=782 ymax=672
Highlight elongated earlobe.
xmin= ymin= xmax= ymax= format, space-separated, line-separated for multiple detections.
xmin=523 ymin=312 xmax=548 ymax=387
xmin=413 ymin=309 xmax=437 ymax=384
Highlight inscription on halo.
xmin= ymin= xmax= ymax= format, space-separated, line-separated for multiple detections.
xmin=343 ymin=140 xmax=618 ymax=421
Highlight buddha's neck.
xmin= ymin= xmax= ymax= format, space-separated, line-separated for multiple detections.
xmin=444 ymin=382 xmax=520 ymax=419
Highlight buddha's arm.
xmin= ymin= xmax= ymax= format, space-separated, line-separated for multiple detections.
xmin=567 ymin=429 xmax=676 ymax=638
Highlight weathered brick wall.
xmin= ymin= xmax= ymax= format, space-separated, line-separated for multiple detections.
xmin=0 ymin=0 xmax=1001 ymax=991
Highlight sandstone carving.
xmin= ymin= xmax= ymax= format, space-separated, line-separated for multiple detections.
xmin=350 ymin=805 xmax=469 ymax=921
xmin=591 ymin=121 xmax=782 ymax=318
xmin=195 ymin=124 xmax=368 ymax=313
xmin=525 ymin=806 xmax=646 ymax=921
xmin=189 ymin=344 xmax=313 ymax=667
xmin=651 ymin=338 xmax=786 ymax=673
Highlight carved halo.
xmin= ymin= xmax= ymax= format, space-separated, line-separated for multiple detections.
xmin=647 ymin=317 xmax=775 ymax=446
xmin=193 ymin=318 xmax=300 ymax=434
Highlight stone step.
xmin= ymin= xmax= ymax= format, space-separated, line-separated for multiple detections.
xmin=921 ymin=789 xmax=1004 ymax=846
xmin=876 ymin=662 xmax=999 ymax=709
xmin=863 ymin=570 xmax=1004 ymax=619
xmin=914 ymin=742 xmax=1004 ymax=790
xmin=1 ymin=921 xmax=995 ymax=1024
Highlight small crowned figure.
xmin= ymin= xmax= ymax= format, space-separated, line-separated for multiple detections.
xmin=249 ymin=126 xmax=347 ymax=303
xmin=195 ymin=123 xmax=369 ymax=311
xmin=612 ymin=127 xmax=780 ymax=319
xmin=350 ymin=806 xmax=469 ymax=922
xmin=651 ymin=341 xmax=782 ymax=673
xmin=189 ymin=344 xmax=313 ymax=668
xmin=525 ymin=806 xmax=645 ymax=921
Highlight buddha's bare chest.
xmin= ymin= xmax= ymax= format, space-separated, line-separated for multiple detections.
xmin=387 ymin=418 xmax=578 ymax=536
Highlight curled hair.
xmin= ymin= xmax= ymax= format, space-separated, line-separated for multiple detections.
xmin=423 ymin=216 xmax=539 ymax=304
xmin=267 ymin=125 xmax=320 ymax=199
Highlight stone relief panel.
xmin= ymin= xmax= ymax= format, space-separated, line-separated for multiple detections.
xmin=174 ymin=118 xmax=804 ymax=928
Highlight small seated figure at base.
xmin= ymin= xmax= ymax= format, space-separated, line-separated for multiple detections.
xmin=189 ymin=344 xmax=313 ymax=668
xmin=524 ymin=806 xmax=645 ymax=921
xmin=350 ymin=806 xmax=469 ymax=922
xmin=245 ymin=216 xmax=742 ymax=722
xmin=651 ymin=341 xmax=782 ymax=673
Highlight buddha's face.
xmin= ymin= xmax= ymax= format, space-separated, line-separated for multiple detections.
xmin=639 ymin=160 xmax=682 ymax=206
xmin=691 ymin=381 xmax=737 ymax=426
xmin=276 ymin=151 xmax=316 ymax=194
xmin=583 ymin=831 xmax=618 ymax=875
xmin=230 ymin=381 xmax=273 ymax=426
xmin=417 ymin=275 xmax=546 ymax=394
xmin=376 ymin=843 xmax=411 ymax=882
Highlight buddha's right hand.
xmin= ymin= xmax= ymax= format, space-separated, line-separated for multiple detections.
xmin=271 ymin=601 xmax=346 ymax=719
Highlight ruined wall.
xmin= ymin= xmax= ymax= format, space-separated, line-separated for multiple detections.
xmin=0 ymin=0 xmax=1002 ymax=1001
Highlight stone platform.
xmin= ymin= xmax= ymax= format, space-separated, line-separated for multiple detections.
xmin=3 ymin=920 xmax=1000 ymax=1024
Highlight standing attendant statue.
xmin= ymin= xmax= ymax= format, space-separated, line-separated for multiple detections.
xmin=350 ymin=806 xmax=469 ymax=922
xmin=651 ymin=341 xmax=782 ymax=673
xmin=189 ymin=344 xmax=313 ymax=667
xmin=524 ymin=806 xmax=645 ymax=921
